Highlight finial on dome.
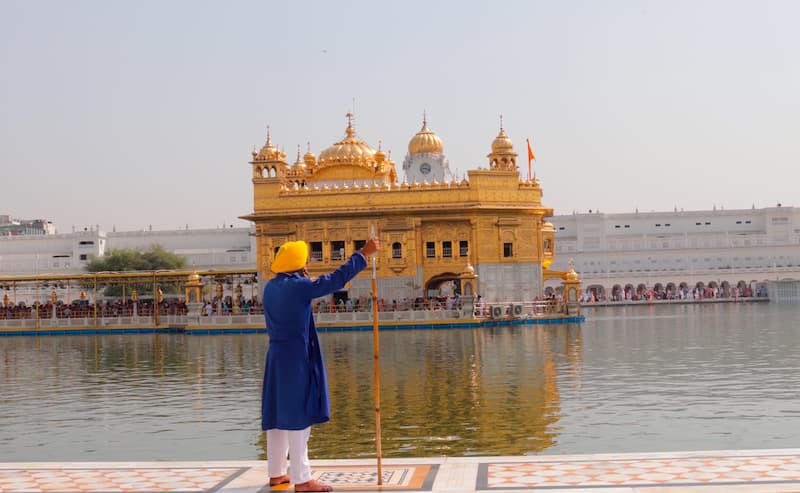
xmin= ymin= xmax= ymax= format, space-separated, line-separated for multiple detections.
xmin=296 ymin=144 xmax=301 ymax=161
xmin=345 ymin=112 xmax=355 ymax=138
xmin=307 ymin=141 xmax=312 ymax=153
xmin=375 ymin=139 xmax=386 ymax=163
xmin=266 ymin=125 xmax=272 ymax=146
xmin=499 ymin=114 xmax=504 ymax=131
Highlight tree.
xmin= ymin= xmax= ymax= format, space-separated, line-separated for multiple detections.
xmin=86 ymin=245 xmax=188 ymax=298
xmin=87 ymin=245 xmax=187 ymax=272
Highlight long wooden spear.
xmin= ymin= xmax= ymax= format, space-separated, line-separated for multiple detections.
xmin=370 ymin=224 xmax=383 ymax=485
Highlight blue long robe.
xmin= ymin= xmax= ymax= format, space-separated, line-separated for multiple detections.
xmin=261 ymin=252 xmax=367 ymax=430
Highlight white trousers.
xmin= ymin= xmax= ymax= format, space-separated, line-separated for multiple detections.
xmin=267 ymin=427 xmax=312 ymax=484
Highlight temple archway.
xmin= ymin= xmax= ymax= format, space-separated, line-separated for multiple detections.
xmin=425 ymin=273 xmax=461 ymax=297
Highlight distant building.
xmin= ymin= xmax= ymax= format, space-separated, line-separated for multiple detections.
xmin=0 ymin=215 xmax=56 ymax=236
xmin=548 ymin=205 xmax=800 ymax=302
xmin=0 ymin=226 xmax=255 ymax=275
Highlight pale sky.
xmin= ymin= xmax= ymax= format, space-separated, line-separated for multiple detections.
xmin=1 ymin=0 xmax=798 ymax=232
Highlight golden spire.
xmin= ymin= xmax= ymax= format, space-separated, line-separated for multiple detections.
xmin=345 ymin=111 xmax=355 ymax=138
xmin=303 ymin=141 xmax=316 ymax=167
xmin=292 ymin=144 xmax=306 ymax=170
xmin=375 ymin=139 xmax=386 ymax=163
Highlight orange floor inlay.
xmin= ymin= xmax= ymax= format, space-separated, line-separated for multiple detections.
xmin=269 ymin=465 xmax=437 ymax=491
xmin=0 ymin=466 xmax=245 ymax=493
xmin=479 ymin=454 xmax=800 ymax=489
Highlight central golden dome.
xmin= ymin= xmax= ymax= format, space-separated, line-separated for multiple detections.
xmin=408 ymin=115 xmax=443 ymax=156
xmin=318 ymin=113 xmax=377 ymax=165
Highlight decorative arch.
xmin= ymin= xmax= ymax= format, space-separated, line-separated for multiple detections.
xmin=586 ymin=284 xmax=605 ymax=301
xmin=425 ymin=272 xmax=461 ymax=296
xmin=611 ymin=284 xmax=622 ymax=301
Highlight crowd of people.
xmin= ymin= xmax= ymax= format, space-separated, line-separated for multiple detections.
xmin=0 ymin=299 xmax=190 ymax=320
xmin=582 ymin=284 xmax=768 ymax=303
xmin=1 ymin=292 xmax=571 ymax=320
xmin=311 ymin=294 xmax=463 ymax=313
xmin=7 ymin=284 xmax=763 ymax=321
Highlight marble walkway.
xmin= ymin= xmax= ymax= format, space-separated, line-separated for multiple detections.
xmin=3 ymin=449 xmax=800 ymax=492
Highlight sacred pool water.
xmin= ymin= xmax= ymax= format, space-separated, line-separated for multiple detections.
xmin=1 ymin=303 xmax=799 ymax=461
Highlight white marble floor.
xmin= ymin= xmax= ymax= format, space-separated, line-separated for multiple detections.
xmin=3 ymin=449 xmax=800 ymax=492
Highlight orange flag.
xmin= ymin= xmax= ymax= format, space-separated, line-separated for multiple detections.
xmin=526 ymin=138 xmax=536 ymax=180
xmin=527 ymin=138 xmax=536 ymax=162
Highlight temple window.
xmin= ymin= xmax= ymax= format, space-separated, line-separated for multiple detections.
xmin=442 ymin=241 xmax=452 ymax=258
xmin=392 ymin=242 xmax=402 ymax=258
xmin=353 ymin=240 xmax=366 ymax=252
xmin=543 ymin=239 xmax=552 ymax=253
xmin=426 ymin=241 xmax=436 ymax=258
xmin=310 ymin=242 xmax=323 ymax=262
xmin=459 ymin=240 xmax=469 ymax=257
xmin=331 ymin=241 xmax=345 ymax=261
xmin=503 ymin=242 xmax=513 ymax=258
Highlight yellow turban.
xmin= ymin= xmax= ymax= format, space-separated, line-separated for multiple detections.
xmin=271 ymin=241 xmax=309 ymax=273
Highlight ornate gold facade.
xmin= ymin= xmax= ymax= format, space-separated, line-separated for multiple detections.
xmin=242 ymin=114 xmax=560 ymax=303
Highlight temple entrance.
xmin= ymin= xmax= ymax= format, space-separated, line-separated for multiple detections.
xmin=425 ymin=273 xmax=461 ymax=297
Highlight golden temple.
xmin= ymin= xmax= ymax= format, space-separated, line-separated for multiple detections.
xmin=242 ymin=113 xmax=579 ymax=306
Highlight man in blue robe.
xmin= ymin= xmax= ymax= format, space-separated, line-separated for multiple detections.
xmin=262 ymin=237 xmax=379 ymax=492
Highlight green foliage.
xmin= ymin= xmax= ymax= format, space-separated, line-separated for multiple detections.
xmin=86 ymin=245 xmax=187 ymax=298
xmin=86 ymin=245 xmax=187 ymax=272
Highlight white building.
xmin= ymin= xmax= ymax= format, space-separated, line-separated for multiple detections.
xmin=0 ymin=226 xmax=256 ymax=276
xmin=2 ymin=205 xmax=799 ymax=302
xmin=548 ymin=205 xmax=800 ymax=302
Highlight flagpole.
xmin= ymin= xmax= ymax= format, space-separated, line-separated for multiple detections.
xmin=370 ymin=224 xmax=383 ymax=485
xmin=526 ymin=138 xmax=532 ymax=181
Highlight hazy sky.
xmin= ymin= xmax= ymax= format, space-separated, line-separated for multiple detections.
xmin=1 ymin=0 xmax=798 ymax=232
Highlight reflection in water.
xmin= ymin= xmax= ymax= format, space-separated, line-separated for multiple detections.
xmin=2 ymin=303 xmax=800 ymax=461
xmin=315 ymin=325 xmax=582 ymax=458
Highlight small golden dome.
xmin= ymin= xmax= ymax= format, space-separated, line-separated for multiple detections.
xmin=188 ymin=271 xmax=201 ymax=283
xmin=292 ymin=145 xmax=306 ymax=170
xmin=491 ymin=127 xmax=514 ymax=153
xmin=461 ymin=262 xmax=475 ymax=276
xmin=565 ymin=259 xmax=579 ymax=281
xmin=254 ymin=126 xmax=284 ymax=161
xmin=318 ymin=112 xmax=377 ymax=164
xmin=408 ymin=114 xmax=443 ymax=156
xmin=542 ymin=221 xmax=555 ymax=232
